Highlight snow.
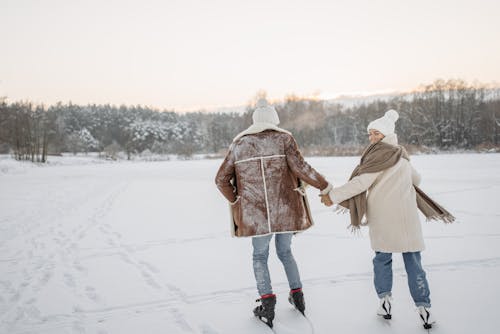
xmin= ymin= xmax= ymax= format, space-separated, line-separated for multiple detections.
xmin=0 ymin=153 xmax=499 ymax=334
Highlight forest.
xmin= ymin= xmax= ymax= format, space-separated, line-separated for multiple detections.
xmin=0 ymin=79 xmax=499 ymax=162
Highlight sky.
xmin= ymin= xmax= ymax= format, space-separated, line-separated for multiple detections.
xmin=1 ymin=0 xmax=499 ymax=111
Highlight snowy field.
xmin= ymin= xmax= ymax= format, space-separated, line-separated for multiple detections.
xmin=1 ymin=153 xmax=499 ymax=334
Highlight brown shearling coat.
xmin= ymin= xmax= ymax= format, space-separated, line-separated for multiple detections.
xmin=215 ymin=130 xmax=328 ymax=237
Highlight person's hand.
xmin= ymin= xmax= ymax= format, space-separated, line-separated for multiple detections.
xmin=320 ymin=194 xmax=333 ymax=207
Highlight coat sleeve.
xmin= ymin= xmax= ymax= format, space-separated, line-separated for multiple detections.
xmin=215 ymin=147 xmax=237 ymax=203
xmin=284 ymin=135 xmax=328 ymax=191
xmin=329 ymin=171 xmax=381 ymax=204
xmin=410 ymin=164 xmax=421 ymax=186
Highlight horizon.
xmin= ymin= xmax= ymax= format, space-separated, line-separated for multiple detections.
xmin=2 ymin=0 xmax=499 ymax=112
xmin=2 ymin=80 xmax=499 ymax=114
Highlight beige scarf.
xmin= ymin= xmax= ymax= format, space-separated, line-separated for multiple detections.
xmin=340 ymin=141 xmax=455 ymax=230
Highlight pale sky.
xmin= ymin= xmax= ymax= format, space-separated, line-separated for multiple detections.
xmin=1 ymin=0 xmax=499 ymax=111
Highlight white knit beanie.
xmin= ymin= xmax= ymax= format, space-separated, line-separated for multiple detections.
xmin=367 ymin=109 xmax=399 ymax=135
xmin=252 ymin=98 xmax=280 ymax=125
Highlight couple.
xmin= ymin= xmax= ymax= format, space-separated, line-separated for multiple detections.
xmin=215 ymin=99 xmax=454 ymax=330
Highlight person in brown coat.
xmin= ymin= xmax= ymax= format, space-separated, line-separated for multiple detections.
xmin=215 ymin=98 xmax=332 ymax=327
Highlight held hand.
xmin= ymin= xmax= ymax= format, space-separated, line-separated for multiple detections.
xmin=320 ymin=194 xmax=333 ymax=207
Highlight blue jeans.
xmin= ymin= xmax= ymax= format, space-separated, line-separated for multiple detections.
xmin=252 ymin=233 xmax=302 ymax=296
xmin=373 ymin=251 xmax=431 ymax=307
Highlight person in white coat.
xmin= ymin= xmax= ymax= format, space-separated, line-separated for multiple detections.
xmin=321 ymin=110 xmax=444 ymax=329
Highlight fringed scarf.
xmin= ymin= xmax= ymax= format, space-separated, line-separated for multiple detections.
xmin=339 ymin=141 xmax=455 ymax=230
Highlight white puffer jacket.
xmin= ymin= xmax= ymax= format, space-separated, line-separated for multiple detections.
xmin=329 ymin=134 xmax=425 ymax=253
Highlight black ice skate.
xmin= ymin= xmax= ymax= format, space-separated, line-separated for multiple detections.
xmin=254 ymin=294 xmax=276 ymax=328
xmin=288 ymin=288 xmax=306 ymax=315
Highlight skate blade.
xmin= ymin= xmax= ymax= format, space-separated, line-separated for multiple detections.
xmin=257 ymin=316 xmax=273 ymax=328
xmin=377 ymin=313 xmax=392 ymax=320
xmin=423 ymin=321 xmax=436 ymax=329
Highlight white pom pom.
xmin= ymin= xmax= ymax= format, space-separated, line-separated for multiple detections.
xmin=385 ymin=109 xmax=399 ymax=122
xmin=256 ymin=98 xmax=268 ymax=108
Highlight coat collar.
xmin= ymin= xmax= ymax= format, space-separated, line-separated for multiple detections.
xmin=233 ymin=123 xmax=291 ymax=142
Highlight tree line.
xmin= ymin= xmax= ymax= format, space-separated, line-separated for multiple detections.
xmin=0 ymin=79 xmax=499 ymax=162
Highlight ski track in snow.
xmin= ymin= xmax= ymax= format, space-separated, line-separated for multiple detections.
xmin=0 ymin=180 xmax=214 ymax=334
xmin=3 ymin=243 xmax=500 ymax=334
xmin=0 ymin=180 xmax=132 ymax=332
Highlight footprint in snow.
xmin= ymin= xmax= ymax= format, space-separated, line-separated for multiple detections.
xmin=64 ymin=273 xmax=76 ymax=288
xmin=200 ymin=324 xmax=220 ymax=334
xmin=85 ymin=286 xmax=99 ymax=302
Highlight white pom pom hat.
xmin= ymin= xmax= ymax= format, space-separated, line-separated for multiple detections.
xmin=252 ymin=98 xmax=280 ymax=125
xmin=367 ymin=109 xmax=399 ymax=135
